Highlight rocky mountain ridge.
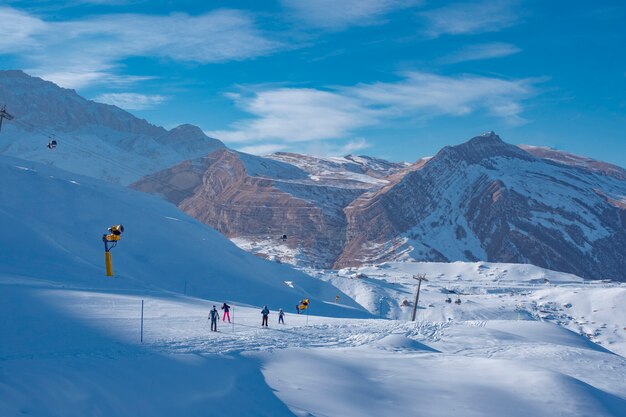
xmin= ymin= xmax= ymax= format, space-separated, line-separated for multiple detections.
xmin=337 ymin=132 xmax=626 ymax=280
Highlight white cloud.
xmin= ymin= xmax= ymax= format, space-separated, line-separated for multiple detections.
xmin=0 ymin=7 xmax=282 ymax=88
xmin=441 ymin=42 xmax=521 ymax=64
xmin=94 ymin=92 xmax=167 ymax=110
xmin=211 ymin=71 xmax=538 ymax=148
xmin=350 ymin=72 xmax=534 ymax=121
xmin=209 ymin=88 xmax=379 ymax=143
xmin=237 ymin=143 xmax=287 ymax=156
xmin=281 ymin=0 xmax=420 ymax=30
xmin=0 ymin=7 xmax=46 ymax=52
xmin=420 ymin=0 xmax=522 ymax=37
xmin=338 ymin=138 xmax=371 ymax=154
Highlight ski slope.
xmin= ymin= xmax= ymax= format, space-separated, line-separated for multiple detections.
xmin=2 ymin=277 xmax=626 ymax=417
xmin=2 ymin=154 xmax=626 ymax=416
xmin=0 ymin=154 xmax=367 ymax=318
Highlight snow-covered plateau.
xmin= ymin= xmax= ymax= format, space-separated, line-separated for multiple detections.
xmin=2 ymin=155 xmax=626 ymax=417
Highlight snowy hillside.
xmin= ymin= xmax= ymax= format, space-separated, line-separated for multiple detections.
xmin=0 ymin=70 xmax=224 ymax=184
xmin=0 ymin=154 xmax=367 ymax=317
xmin=3 ymin=264 xmax=626 ymax=416
xmin=311 ymin=261 xmax=626 ymax=356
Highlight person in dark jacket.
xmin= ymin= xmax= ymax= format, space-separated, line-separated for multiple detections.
xmin=221 ymin=302 xmax=231 ymax=322
xmin=208 ymin=305 xmax=219 ymax=332
xmin=261 ymin=305 xmax=270 ymax=327
xmin=278 ymin=308 xmax=285 ymax=324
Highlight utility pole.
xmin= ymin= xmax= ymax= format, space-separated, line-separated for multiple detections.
xmin=411 ymin=273 xmax=428 ymax=321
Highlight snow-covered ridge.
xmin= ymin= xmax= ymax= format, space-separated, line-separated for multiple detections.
xmin=520 ymin=144 xmax=626 ymax=180
xmin=0 ymin=70 xmax=224 ymax=184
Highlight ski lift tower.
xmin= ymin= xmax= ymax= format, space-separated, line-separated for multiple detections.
xmin=411 ymin=273 xmax=428 ymax=321
xmin=0 ymin=105 xmax=14 ymax=132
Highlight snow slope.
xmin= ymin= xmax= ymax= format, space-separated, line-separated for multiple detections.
xmin=313 ymin=261 xmax=626 ymax=356
xmin=0 ymin=154 xmax=367 ymax=318
xmin=3 ymin=278 xmax=625 ymax=417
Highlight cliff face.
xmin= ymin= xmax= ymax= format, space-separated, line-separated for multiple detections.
xmin=336 ymin=132 xmax=626 ymax=281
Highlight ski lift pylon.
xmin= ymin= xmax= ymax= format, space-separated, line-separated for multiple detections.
xmin=0 ymin=105 xmax=14 ymax=132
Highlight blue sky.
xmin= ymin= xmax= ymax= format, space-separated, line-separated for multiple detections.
xmin=1 ymin=0 xmax=625 ymax=166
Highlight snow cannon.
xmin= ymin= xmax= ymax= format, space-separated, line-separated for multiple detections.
xmin=105 ymin=224 xmax=124 ymax=242
xmin=102 ymin=224 xmax=124 ymax=276
xmin=297 ymin=299 xmax=310 ymax=313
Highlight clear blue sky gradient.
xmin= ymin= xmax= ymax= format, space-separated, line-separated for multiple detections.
xmin=1 ymin=0 xmax=624 ymax=166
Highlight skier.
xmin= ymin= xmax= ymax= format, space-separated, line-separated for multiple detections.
xmin=221 ymin=302 xmax=231 ymax=322
xmin=261 ymin=305 xmax=270 ymax=327
xmin=208 ymin=305 xmax=219 ymax=332
xmin=278 ymin=308 xmax=285 ymax=324
xmin=296 ymin=304 xmax=300 ymax=314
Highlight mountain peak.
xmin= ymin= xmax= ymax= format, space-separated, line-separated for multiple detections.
xmin=156 ymin=124 xmax=225 ymax=152
xmin=433 ymin=132 xmax=532 ymax=165
xmin=167 ymin=124 xmax=209 ymax=139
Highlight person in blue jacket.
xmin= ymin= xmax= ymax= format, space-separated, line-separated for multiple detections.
xmin=278 ymin=308 xmax=285 ymax=324
xmin=208 ymin=305 xmax=219 ymax=332
xmin=261 ymin=305 xmax=270 ymax=327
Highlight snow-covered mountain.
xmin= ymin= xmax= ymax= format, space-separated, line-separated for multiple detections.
xmin=132 ymin=148 xmax=407 ymax=267
xmin=338 ymin=132 xmax=626 ymax=281
xmin=0 ymin=70 xmax=224 ymax=184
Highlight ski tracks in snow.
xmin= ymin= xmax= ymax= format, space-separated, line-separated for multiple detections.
xmin=146 ymin=320 xmax=450 ymax=355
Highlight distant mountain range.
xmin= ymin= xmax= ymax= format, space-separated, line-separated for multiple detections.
xmin=133 ymin=132 xmax=626 ymax=281
xmin=3 ymin=70 xmax=626 ymax=280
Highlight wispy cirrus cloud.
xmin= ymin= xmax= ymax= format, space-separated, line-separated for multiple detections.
xmin=420 ymin=0 xmax=522 ymax=37
xmin=441 ymin=42 xmax=521 ymax=64
xmin=281 ymin=0 xmax=421 ymax=31
xmin=94 ymin=92 xmax=167 ymax=110
xmin=0 ymin=7 xmax=283 ymax=88
xmin=209 ymin=71 xmax=539 ymax=152
xmin=0 ymin=7 xmax=46 ymax=52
